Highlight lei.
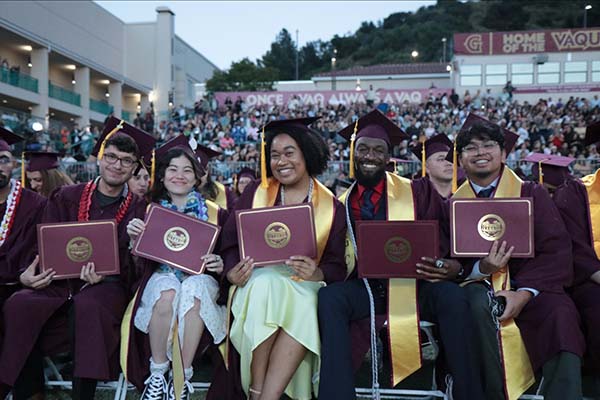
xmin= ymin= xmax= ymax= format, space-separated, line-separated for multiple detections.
xmin=0 ymin=179 xmax=23 ymax=247
xmin=77 ymin=177 xmax=132 ymax=223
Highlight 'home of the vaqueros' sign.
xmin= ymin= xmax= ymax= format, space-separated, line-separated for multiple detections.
xmin=214 ymin=89 xmax=450 ymax=107
xmin=454 ymin=28 xmax=600 ymax=55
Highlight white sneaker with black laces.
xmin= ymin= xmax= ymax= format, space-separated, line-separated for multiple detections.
xmin=141 ymin=372 xmax=168 ymax=400
xmin=167 ymin=377 xmax=194 ymax=400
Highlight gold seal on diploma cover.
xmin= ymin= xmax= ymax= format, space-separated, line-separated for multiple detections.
xmin=164 ymin=227 xmax=190 ymax=252
xmin=66 ymin=236 xmax=93 ymax=262
xmin=264 ymin=222 xmax=291 ymax=249
xmin=478 ymin=214 xmax=506 ymax=241
xmin=384 ymin=236 xmax=412 ymax=263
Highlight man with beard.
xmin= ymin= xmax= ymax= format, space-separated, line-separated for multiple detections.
xmin=317 ymin=110 xmax=485 ymax=400
xmin=0 ymin=118 xmax=155 ymax=400
xmin=411 ymin=133 xmax=455 ymax=198
xmin=0 ymin=128 xmax=46 ymax=331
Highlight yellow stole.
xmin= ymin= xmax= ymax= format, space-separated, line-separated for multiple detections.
xmin=213 ymin=181 xmax=229 ymax=210
xmin=120 ymin=200 xmax=221 ymax=400
xmin=454 ymin=167 xmax=535 ymax=400
xmin=581 ymin=169 xmax=600 ymax=258
xmin=339 ymin=172 xmax=421 ymax=385
xmin=222 ymin=177 xmax=336 ymax=368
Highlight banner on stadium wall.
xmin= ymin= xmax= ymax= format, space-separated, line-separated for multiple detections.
xmin=515 ymin=84 xmax=600 ymax=94
xmin=454 ymin=28 xmax=600 ymax=55
xmin=213 ymin=89 xmax=450 ymax=107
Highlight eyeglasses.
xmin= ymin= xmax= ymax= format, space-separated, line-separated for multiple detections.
xmin=462 ymin=141 xmax=499 ymax=155
xmin=102 ymin=152 xmax=137 ymax=168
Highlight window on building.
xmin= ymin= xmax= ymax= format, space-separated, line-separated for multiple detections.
xmin=511 ymin=63 xmax=534 ymax=85
xmin=537 ymin=62 xmax=560 ymax=84
xmin=593 ymin=61 xmax=600 ymax=82
xmin=564 ymin=61 xmax=587 ymax=83
xmin=485 ymin=64 xmax=507 ymax=86
xmin=460 ymin=64 xmax=481 ymax=86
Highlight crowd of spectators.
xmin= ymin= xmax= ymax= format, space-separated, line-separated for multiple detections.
xmin=3 ymin=88 xmax=600 ymax=185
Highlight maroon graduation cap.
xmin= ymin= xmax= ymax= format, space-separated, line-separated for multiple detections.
xmin=523 ymin=153 xmax=574 ymax=187
xmin=26 ymin=152 xmax=60 ymax=172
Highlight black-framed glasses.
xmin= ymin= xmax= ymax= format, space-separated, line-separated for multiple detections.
xmin=102 ymin=152 xmax=137 ymax=168
xmin=462 ymin=141 xmax=499 ymax=155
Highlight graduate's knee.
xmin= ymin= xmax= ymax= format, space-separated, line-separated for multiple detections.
xmin=317 ymin=283 xmax=350 ymax=318
xmin=429 ymin=281 xmax=469 ymax=313
xmin=154 ymin=289 xmax=177 ymax=318
xmin=465 ymin=283 xmax=494 ymax=321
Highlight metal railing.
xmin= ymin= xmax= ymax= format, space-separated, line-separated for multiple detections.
xmin=49 ymin=82 xmax=81 ymax=106
xmin=90 ymin=98 xmax=113 ymax=115
xmin=0 ymin=67 xmax=38 ymax=93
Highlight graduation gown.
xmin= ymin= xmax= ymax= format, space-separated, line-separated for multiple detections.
xmin=460 ymin=174 xmax=586 ymax=371
xmin=0 ymin=183 xmax=145 ymax=387
xmin=121 ymin=202 xmax=228 ymax=392
xmin=206 ymin=178 xmax=347 ymax=400
xmin=553 ymin=177 xmax=600 ymax=371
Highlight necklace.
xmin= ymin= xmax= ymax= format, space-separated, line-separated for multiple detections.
xmin=280 ymin=178 xmax=314 ymax=205
xmin=77 ymin=177 xmax=132 ymax=223
xmin=0 ymin=179 xmax=22 ymax=247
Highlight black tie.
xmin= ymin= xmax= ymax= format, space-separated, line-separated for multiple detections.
xmin=360 ymin=189 xmax=375 ymax=220
xmin=477 ymin=187 xmax=495 ymax=198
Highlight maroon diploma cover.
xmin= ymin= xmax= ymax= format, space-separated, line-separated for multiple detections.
xmin=355 ymin=220 xmax=440 ymax=278
xmin=235 ymin=203 xmax=317 ymax=267
xmin=450 ymin=198 xmax=534 ymax=258
xmin=37 ymin=220 xmax=120 ymax=279
xmin=132 ymin=204 xmax=221 ymax=275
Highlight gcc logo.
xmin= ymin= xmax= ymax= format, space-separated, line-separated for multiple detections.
xmin=464 ymin=34 xmax=483 ymax=54
xmin=163 ymin=227 xmax=190 ymax=252
xmin=264 ymin=222 xmax=291 ymax=249
xmin=384 ymin=236 xmax=412 ymax=264
xmin=477 ymin=214 xmax=506 ymax=241
xmin=66 ymin=236 xmax=93 ymax=262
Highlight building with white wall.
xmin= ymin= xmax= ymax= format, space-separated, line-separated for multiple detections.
xmin=0 ymin=1 xmax=218 ymax=130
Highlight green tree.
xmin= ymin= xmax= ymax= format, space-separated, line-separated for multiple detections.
xmin=205 ymin=58 xmax=275 ymax=92
xmin=261 ymin=29 xmax=297 ymax=80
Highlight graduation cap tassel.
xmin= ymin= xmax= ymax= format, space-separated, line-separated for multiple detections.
xmin=97 ymin=120 xmax=124 ymax=160
xmin=451 ymin=141 xmax=458 ymax=193
xmin=421 ymin=137 xmax=427 ymax=178
xmin=349 ymin=120 xmax=359 ymax=179
xmin=150 ymin=149 xmax=156 ymax=189
xmin=20 ymin=152 xmax=25 ymax=187
xmin=260 ymin=126 xmax=268 ymax=188
xmin=538 ymin=160 xmax=544 ymax=185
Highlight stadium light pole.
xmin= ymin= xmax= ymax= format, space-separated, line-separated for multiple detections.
xmin=295 ymin=29 xmax=299 ymax=81
xmin=331 ymin=49 xmax=337 ymax=91
xmin=411 ymin=50 xmax=419 ymax=63
xmin=584 ymin=4 xmax=592 ymax=28
xmin=442 ymin=38 xmax=447 ymax=63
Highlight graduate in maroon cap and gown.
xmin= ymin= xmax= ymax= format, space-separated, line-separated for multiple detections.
xmin=552 ymin=122 xmax=600 ymax=380
xmin=0 ymin=129 xmax=47 ymax=335
xmin=25 ymin=151 xmax=73 ymax=197
xmin=209 ymin=117 xmax=346 ymax=400
xmin=453 ymin=115 xmax=585 ymax=400
xmin=197 ymin=144 xmax=237 ymax=212
xmin=121 ymin=134 xmax=229 ymax=400
xmin=0 ymin=118 xmax=155 ymax=400
xmin=318 ymin=110 xmax=485 ymax=400
xmin=411 ymin=133 xmax=459 ymax=199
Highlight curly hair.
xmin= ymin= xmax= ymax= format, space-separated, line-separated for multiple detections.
xmin=264 ymin=126 xmax=329 ymax=177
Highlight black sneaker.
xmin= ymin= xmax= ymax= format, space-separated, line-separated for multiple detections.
xmin=166 ymin=377 xmax=194 ymax=400
xmin=141 ymin=372 xmax=168 ymax=400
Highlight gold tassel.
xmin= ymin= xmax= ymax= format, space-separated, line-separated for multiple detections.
xmin=538 ymin=160 xmax=544 ymax=184
xmin=452 ymin=141 xmax=458 ymax=193
xmin=233 ymin=173 xmax=238 ymax=189
xmin=260 ymin=126 xmax=268 ymax=188
xmin=150 ymin=149 xmax=156 ymax=189
xmin=21 ymin=152 xmax=25 ymax=186
xmin=97 ymin=120 xmax=124 ymax=160
xmin=421 ymin=137 xmax=427 ymax=177
xmin=349 ymin=119 xmax=359 ymax=179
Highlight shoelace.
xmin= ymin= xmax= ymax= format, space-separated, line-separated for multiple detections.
xmin=142 ymin=373 xmax=167 ymax=400
xmin=167 ymin=379 xmax=194 ymax=400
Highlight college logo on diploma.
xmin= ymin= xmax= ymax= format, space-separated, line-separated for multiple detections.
xmin=66 ymin=236 xmax=93 ymax=262
xmin=384 ymin=236 xmax=412 ymax=264
xmin=477 ymin=214 xmax=506 ymax=241
xmin=264 ymin=222 xmax=291 ymax=249
xmin=163 ymin=227 xmax=190 ymax=252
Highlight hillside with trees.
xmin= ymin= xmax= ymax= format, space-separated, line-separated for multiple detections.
xmin=206 ymin=0 xmax=600 ymax=92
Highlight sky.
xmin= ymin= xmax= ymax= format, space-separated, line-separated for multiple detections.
xmin=95 ymin=1 xmax=435 ymax=70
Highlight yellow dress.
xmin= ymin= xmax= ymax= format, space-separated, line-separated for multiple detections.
xmin=230 ymin=265 xmax=325 ymax=400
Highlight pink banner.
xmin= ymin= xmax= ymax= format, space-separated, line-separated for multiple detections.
xmin=514 ymin=84 xmax=600 ymax=94
xmin=454 ymin=28 xmax=600 ymax=55
xmin=214 ymin=89 xmax=450 ymax=107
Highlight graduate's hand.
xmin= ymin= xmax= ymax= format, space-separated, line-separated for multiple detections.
xmin=480 ymin=241 xmax=514 ymax=275
xmin=496 ymin=290 xmax=532 ymax=322
xmin=286 ymin=255 xmax=323 ymax=281
xmin=20 ymin=255 xmax=55 ymax=289
xmin=202 ymin=253 xmax=224 ymax=274
xmin=80 ymin=262 xmax=104 ymax=285
xmin=416 ymin=257 xmax=463 ymax=281
xmin=591 ymin=270 xmax=600 ymax=285
xmin=227 ymin=257 xmax=254 ymax=287
xmin=126 ymin=218 xmax=145 ymax=241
